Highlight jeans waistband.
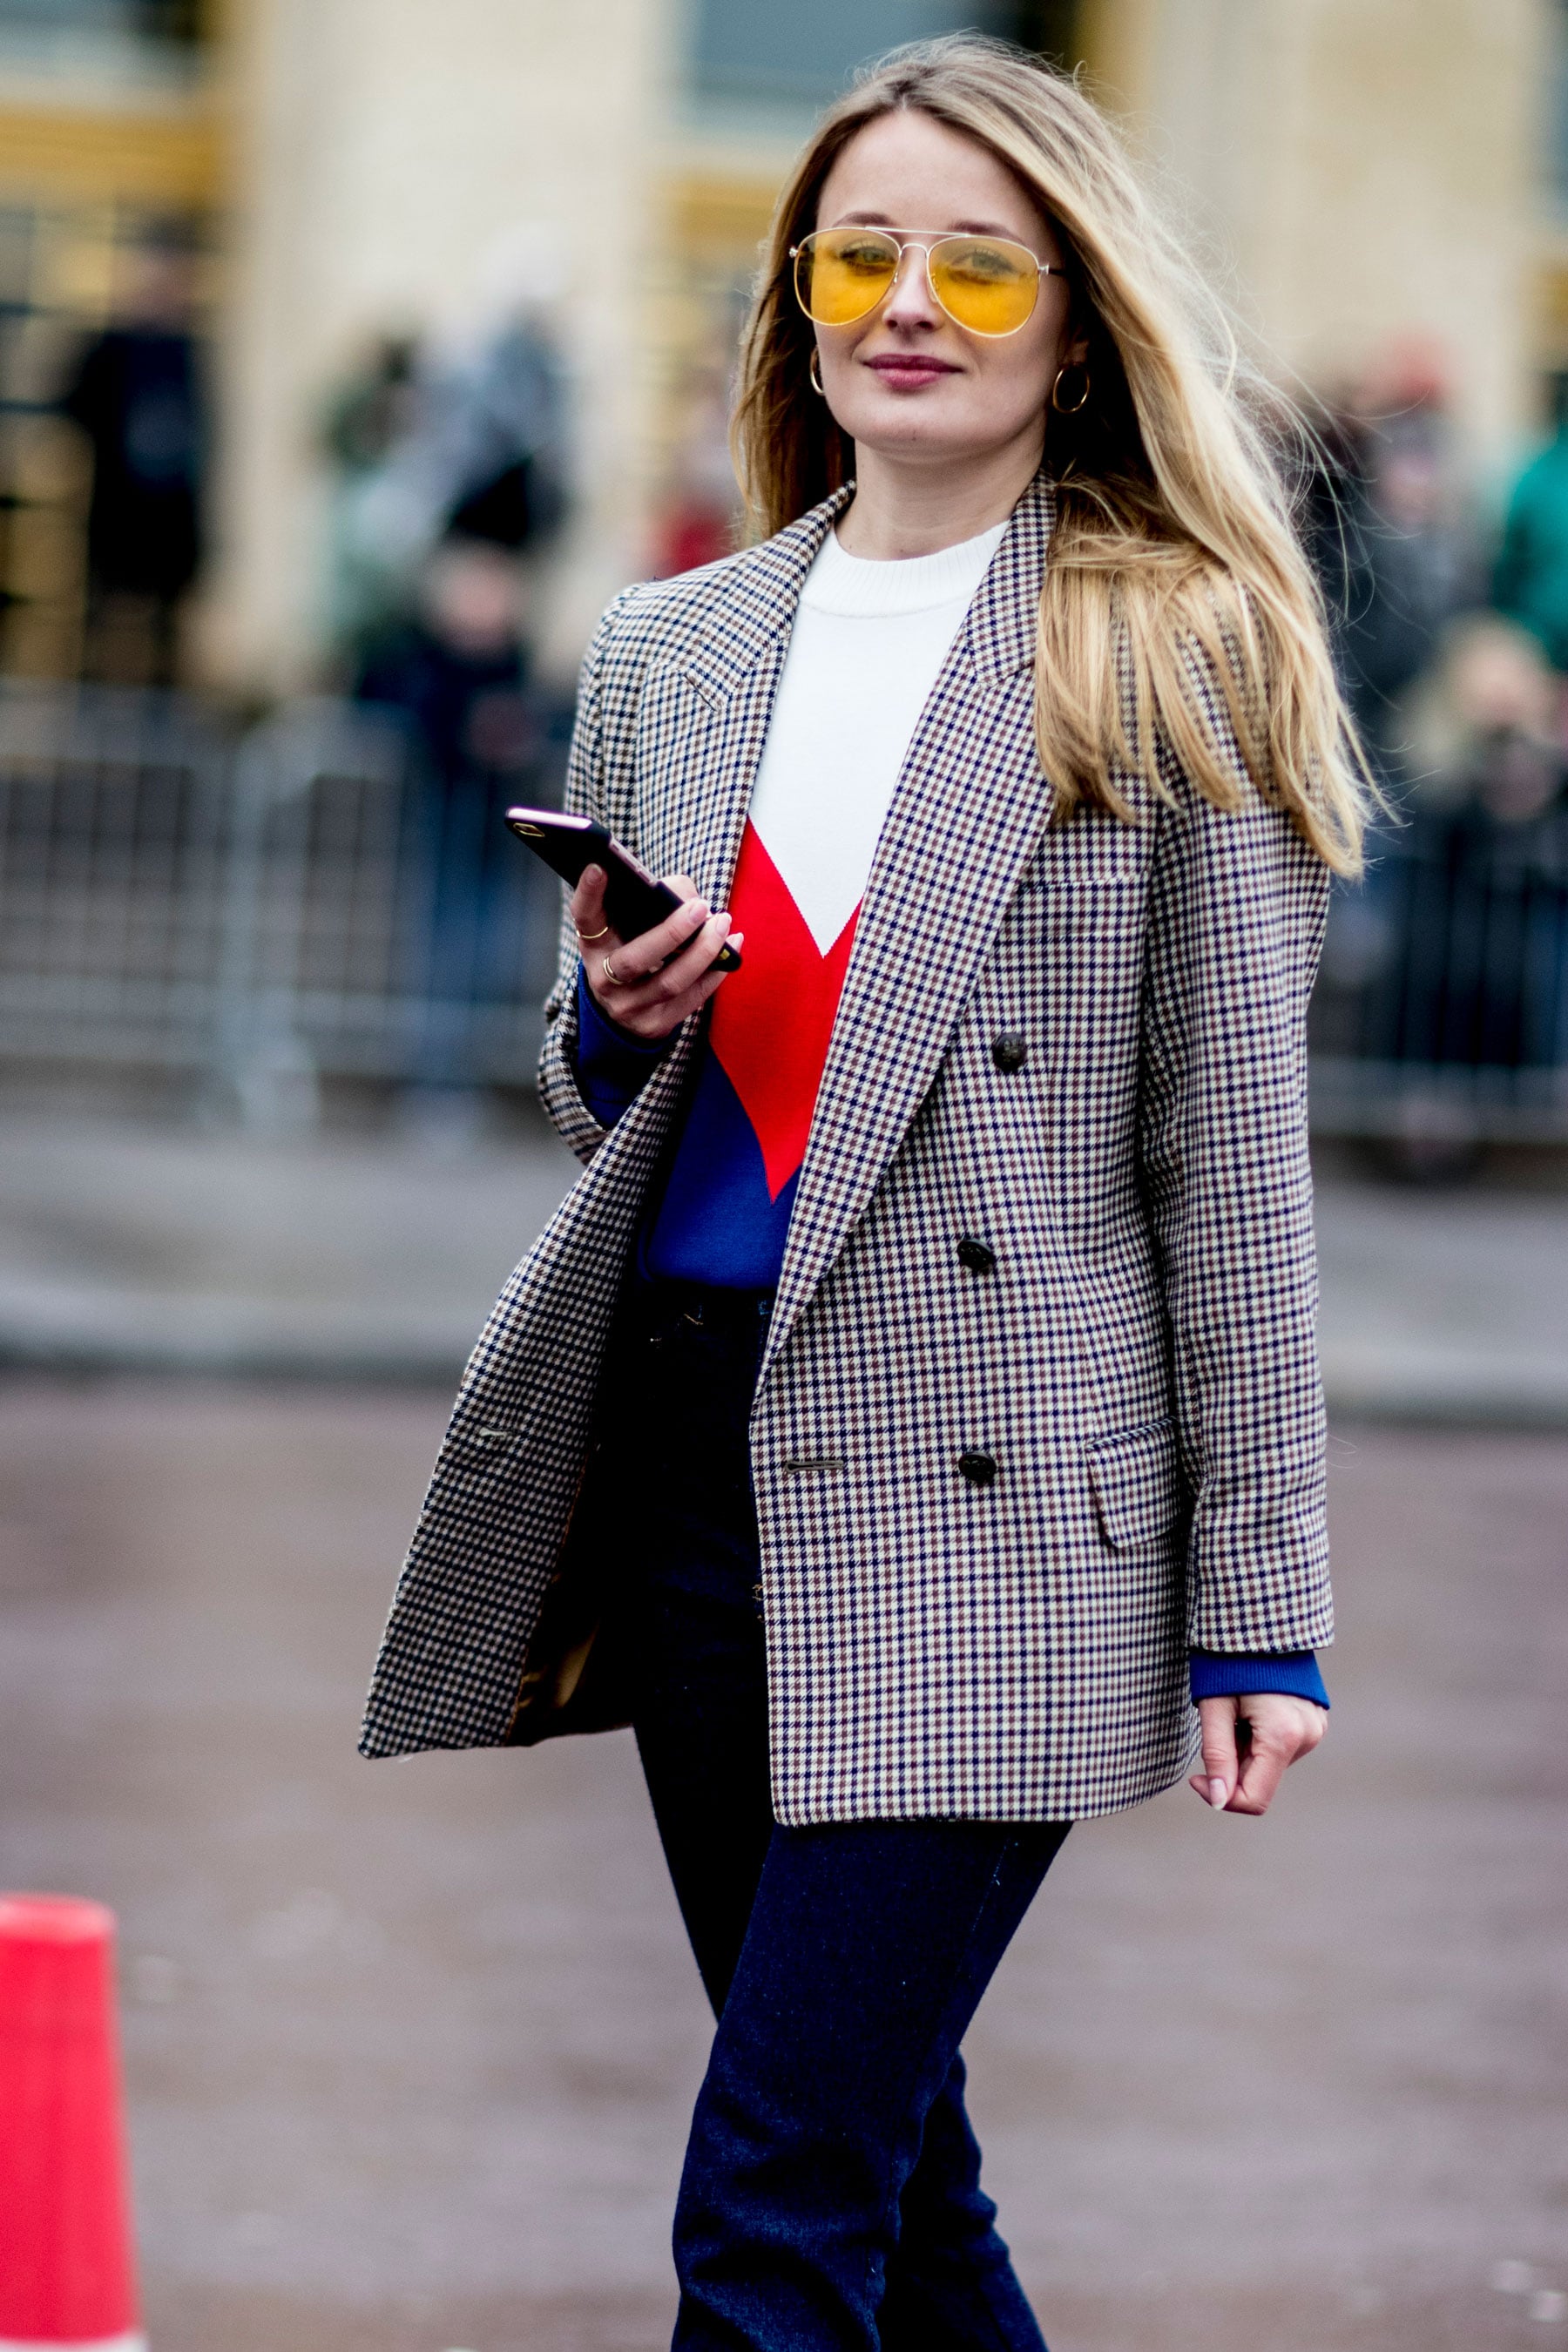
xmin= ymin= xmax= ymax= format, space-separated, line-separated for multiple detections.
xmin=625 ymin=1274 xmax=775 ymax=1340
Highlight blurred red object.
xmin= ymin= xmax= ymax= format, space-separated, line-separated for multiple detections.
xmin=653 ymin=500 xmax=737 ymax=578
xmin=0 ymin=1895 xmax=143 ymax=2349
xmin=1357 ymin=331 xmax=1451 ymax=417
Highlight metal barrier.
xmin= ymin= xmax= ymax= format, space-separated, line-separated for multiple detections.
xmin=0 ymin=685 xmax=234 ymax=1079
xmin=1310 ymin=802 xmax=1568 ymax=1144
xmin=9 ymin=681 xmax=1565 ymax=1147
xmin=0 ymin=682 xmax=560 ymax=1121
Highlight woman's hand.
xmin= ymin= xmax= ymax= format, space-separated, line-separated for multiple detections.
xmin=571 ymin=864 xmax=741 ymax=1043
xmin=1190 ymin=1693 xmax=1326 ymax=1816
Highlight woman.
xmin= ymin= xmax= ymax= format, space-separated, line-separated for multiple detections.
xmin=364 ymin=36 xmax=1362 ymax=2349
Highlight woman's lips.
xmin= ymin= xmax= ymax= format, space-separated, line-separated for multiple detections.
xmin=862 ymin=355 xmax=960 ymax=389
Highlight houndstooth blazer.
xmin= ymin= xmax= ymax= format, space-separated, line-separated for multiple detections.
xmin=362 ymin=472 xmax=1333 ymax=1822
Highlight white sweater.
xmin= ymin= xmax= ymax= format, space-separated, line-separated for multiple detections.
xmin=747 ymin=519 xmax=1007 ymax=953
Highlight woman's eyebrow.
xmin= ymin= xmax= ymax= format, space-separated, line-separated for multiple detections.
xmin=828 ymin=210 xmax=1031 ymax=238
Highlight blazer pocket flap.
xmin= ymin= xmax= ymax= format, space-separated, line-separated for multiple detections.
xmin=1088 ymin=1418 xmax=1183 ymax=1550
xmin=444 ymin=1411 xmax=531 ymax=1465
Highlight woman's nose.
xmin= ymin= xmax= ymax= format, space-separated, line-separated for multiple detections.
xmin=881 ymin=245 xmax=941 ymax=329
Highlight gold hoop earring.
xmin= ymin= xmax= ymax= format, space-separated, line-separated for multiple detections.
xmin=1051 ymin=362 xmax=1091 ymax=415
xmin=809 ymin=348 xmax=825 ymax=397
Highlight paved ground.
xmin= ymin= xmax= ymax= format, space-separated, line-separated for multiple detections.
xmin=0 ymin=1382 xmax=1564 ymax=2352
xmin=0 ymin=1108 xmax=574 ymax=1383
xmin=3 ymin=1109 xmax=1568 ymax=1418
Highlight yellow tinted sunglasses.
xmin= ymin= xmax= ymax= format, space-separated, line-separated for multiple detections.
xmin=791 ymin=226 xmax=1065 ymax=339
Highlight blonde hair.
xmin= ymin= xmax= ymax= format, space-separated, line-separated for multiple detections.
xmin=731 ymin=36 xmax=1369 ymax=875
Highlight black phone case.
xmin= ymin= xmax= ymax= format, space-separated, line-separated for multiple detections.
xmin=505 ymin=809 xmax=741 ymax=972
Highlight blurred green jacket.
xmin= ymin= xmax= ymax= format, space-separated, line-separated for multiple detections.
xmin=1495 ymin=430 xmax=1568 ymax=671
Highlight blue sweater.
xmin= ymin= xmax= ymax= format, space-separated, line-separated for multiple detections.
xmin=573 ymin=970 xmax=1328 ymax=1713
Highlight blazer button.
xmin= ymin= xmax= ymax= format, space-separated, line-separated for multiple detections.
xmin=957 ymin=1236 xmax=997 ymax=1275
xmin=990 ymin=1031 xmax=1027 ymax=1073
xmin=958 ymin=1449 xmax=998 ymax=1487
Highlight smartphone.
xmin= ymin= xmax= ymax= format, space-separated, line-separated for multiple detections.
xmin=505 ymin=807 xmax=742 ymax=974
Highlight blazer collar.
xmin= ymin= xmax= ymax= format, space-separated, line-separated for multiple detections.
xmin=963 ymin=469 xmax=1054 ymax=686
xmin=678 ymin=470 xmax=1054 ymax=706
xmin=679 ymin=486 xmax=853 ymax=706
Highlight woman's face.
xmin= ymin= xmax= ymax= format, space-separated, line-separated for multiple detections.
xmin=810 ymin=108 xmax=1080 ymax=476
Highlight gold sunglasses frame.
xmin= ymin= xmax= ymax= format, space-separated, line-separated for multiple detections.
xmin=789 ymin=227 xmax=1066 ymax=340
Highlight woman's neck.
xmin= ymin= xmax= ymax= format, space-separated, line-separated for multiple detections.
xmin=834 ymin=427 xmax=1045 ymax=561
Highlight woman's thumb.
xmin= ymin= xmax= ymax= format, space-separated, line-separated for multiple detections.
xmin=1191 ymin=1698 xmax=1239 ymax=1810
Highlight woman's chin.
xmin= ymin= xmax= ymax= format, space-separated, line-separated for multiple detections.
xmin=848 ymin=420 xmax=1026 ymax=470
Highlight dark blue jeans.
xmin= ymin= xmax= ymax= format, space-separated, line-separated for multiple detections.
xmin=600 ymin=1279 xmax=1069 ymax=2352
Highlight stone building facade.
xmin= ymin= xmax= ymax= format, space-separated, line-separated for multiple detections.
xmin=0 ymin=0 xmax=1556 ymax=689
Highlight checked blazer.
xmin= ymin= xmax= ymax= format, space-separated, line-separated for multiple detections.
xmin=362 ymin=471 xmax=1334 ymax=1822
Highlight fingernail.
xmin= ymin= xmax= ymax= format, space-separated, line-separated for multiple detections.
xmin=1207 ymin=1777 xmax=1228 ymax=1809
xmin=716 ymin=911 xmax=732 ymax=931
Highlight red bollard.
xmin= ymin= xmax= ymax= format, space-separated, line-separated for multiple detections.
xmin=0 ymin=1895 xmax=145 ymax=2351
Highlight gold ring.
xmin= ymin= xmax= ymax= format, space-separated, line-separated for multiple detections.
xmin=601 ymin=953 xmax=624 ymax=987
xmin=576 ymin=922 xmax=610 ymax=942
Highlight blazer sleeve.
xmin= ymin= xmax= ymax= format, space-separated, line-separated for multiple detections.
xmin=537 ymin=592 xmax=636 ymax=1166
xmin=1135 ymin=734 xmax=1335 ymax=1656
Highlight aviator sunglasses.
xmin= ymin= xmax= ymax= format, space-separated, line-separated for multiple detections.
xmin=791 ymin=226 xmax=1065 ymax=339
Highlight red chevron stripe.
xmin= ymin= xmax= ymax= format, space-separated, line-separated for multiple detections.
xmin=709 ymin=821 xmax=858 ymax=1200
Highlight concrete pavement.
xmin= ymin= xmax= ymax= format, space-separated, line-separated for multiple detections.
xmin=0 ymin=1108 xmax=574 ymax=1383
xmin=2 ymin=1108 xmax=1568 ymax=1418
xmin=0 ymin=1384 xmax=1562 ymax=2351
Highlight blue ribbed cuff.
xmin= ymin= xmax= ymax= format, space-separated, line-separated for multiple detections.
xmin=571 ymin=964 xmax=669 ymax=1126
xmin=1189 ymin=1651 xmax=1329 ymax=1708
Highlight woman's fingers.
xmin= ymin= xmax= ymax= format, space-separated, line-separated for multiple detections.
xmin=1190 ymin=1697 xmax=1240 ymax=1811
xmin=573 ymin=853 xmax=739 ymax=1037
xmin=598 ymin=906 xmax=726 ymax=996
xmin=1191 ymin=1692 xmax=1326 ymax=1817
xmin=586 ymin=876 xmax=710 ymax=986
xmin=618 ymin=891 xmax=717 ymax=983
xmin=588 ymin=898 xmax=740 ymax=1040
xmin=572 ymin=868 xmax=710 ymax=974
xmin=676 ymin=929 xmax=743 ymax=1017
xmin=659 ymin=909 xmax=734 ymax=992
xmin=645 ymin=927 xmax=744 ymax=1025
xmin=570 ymin=863 xmax=612 ymax=940
xmin=1227 ymin=1720 xmax=1294 ymax=1815
xmin=1231 ymin=1693 xmax=1325 ymax=1815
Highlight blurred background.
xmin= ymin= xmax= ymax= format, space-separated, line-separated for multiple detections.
xmin=1 ymin=4 xmax=1566 ymax=2350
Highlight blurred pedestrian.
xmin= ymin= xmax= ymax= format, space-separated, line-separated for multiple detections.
xmin=1370 ymin=615 xmax=1568 ymax=1090
xmin=318 ymin=331 xmax=422 ymax=678
xmin=1302 ymin=356 xmax=1463 ymax=784
xmin=336 ymin=242 xmax=573 ymax=1113
xmin=323 ymin=332 xmax=420 ymax=478
xmin=365 ymin=37 xmax=1362 ymax=2349
xmin=59 ymin=229 xmax=208 ymax=687
xmin=348 ymin=226 xmax=570 ymax=605
xmin=355 ymin=492 xmax=543 ymax=1112
xmin=1405 ymin=614 xmax=1563 ymax=814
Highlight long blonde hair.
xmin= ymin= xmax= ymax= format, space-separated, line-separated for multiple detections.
xmin=731 ymin=36 xmax=1369 ymax=875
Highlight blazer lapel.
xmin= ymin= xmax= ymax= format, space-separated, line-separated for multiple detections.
xmin=640 ymin=490 xmax=852 ymax=910
xmin=761 ymin=475 xmax=1058 ymax=1379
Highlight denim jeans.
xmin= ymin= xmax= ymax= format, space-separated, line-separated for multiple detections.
xmin=598 ymin=1278 xmax=1069 ymax=2352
